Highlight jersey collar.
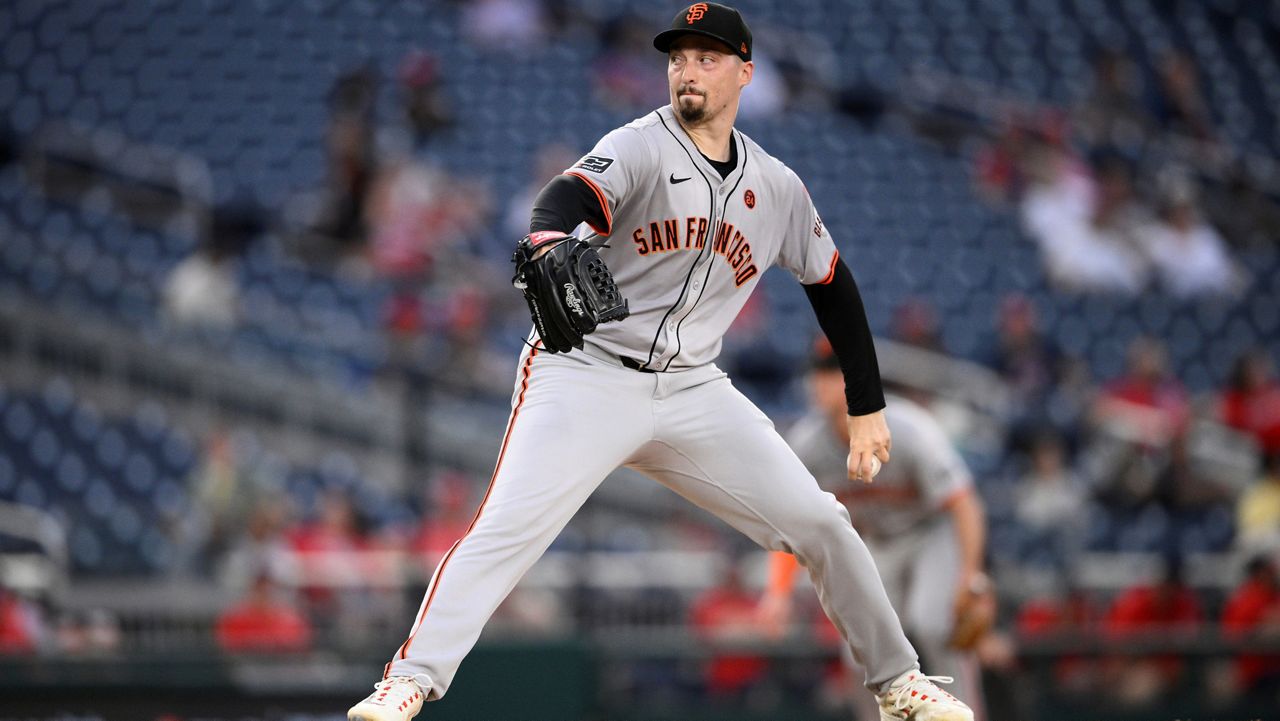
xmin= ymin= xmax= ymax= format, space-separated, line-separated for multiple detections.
xmin=657 ymin=105 xmax=745 ymax=188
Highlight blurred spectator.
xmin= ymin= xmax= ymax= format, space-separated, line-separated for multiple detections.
xmin=407 ymin=471 xmax=475 ymax=574
xmin=1074 ymin=49 xmax=1151 ymax=153
xmin=1149 ymin=50 xmax=1215 ymax=143
xmin=1018 ymin=585 xmax=1096 ymax=637
xmin=179 ymin=427 xmax=289 ymax=576
xmin=1020 ymin=143 xmax=1148 ymax=294
xmin=1138 ymin=175 xmax=1242 ymax=298
xmin=891 ymin=297 xmax=944 ymax=352
xmin=1019 ymin=132 xmax=1091 ymax=227
xmin=986 ymin=294 xmax=1060 ymax=417
xmin=162 ymin=240 xmax=239 ymax=328
xmin=1219 ymin=350 xmax=1280 ymax=456
xmin=1088 ymin=338 xmax=1190 ymax=507
xmin=215 ymin=573 xmax=312 ymax=653
xmin=397 ymin=51 xmax=453 ymax=145
xmin=1093 ymin=336 xmax=1190 ymax=447
xmin=288 ymin=490 xmax=371 ymax=616
xmin=690 ymin=563 xmax=769 ymax=699
xmin=1042 ymin=356 xmax=1098 ymax=454
xmin=975 ymin=117 xmax=1032 ymax=205
xmin=0 ymin=587 xmax=43 ymax=654
xmin=364 ymin=158 xmax=491 ymax=279
xmin=462 ymin=0 xmax=547 ymax=51
xmin=1204 ymin=164 xmax=1280 ymax=249
xmin=289 ymin=490 xmax=366 ymax=557
xmin=592 ymin=14 xmax=670 ymax=112
xmin=1220 ymin=555 xmax=1280 ymax=695
xmin=219 ymin=495 xmax=294 ymax=587
xmin=1153 ymin=434 xmax=1235 ymax=512
xmin=1016 ymin=582 xmax=1098 ymax=693
xmin=1015 ymin=432 xmax=1088 ymax=545
xmin=1237 ymin=453 xmax=1280 ymax=550
xmin=318 ymin=66 xmax=379 ymax=249
xmin=162 ymin=196 xmax=260 ymax=329
xmin=180 ymin=429 xmax=256 ymax=573
xmin=427 ymin=283 xmax=512 ymax=395
xmin=1102 ymin=555 xmax=1203 ymax=705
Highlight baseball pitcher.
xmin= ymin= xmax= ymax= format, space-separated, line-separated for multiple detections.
xmin=350 ymin=5 xmax=974 ymax=720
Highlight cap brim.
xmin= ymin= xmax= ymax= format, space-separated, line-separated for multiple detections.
xmin=653 ymin=29 xmax=746 ymax=60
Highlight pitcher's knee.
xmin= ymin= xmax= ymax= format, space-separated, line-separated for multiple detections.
xmin=784 ymin=496 xmax=856 ymax=557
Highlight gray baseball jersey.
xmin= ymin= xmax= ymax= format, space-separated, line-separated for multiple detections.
xmin=563 ymin=105 xmax=839 ymax=370
xmin=787 ymin=393 xmax=973 ymax=540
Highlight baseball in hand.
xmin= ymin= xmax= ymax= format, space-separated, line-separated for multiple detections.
xmin=850 ymin=453 xmax=882 ymax=480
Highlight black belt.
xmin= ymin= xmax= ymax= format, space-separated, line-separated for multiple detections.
xmin=620 ymin=356 xmax=657 ymax=373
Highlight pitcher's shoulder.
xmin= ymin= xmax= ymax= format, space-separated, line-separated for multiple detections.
xmin=737 ymin=131 xmax=806 ymax=191
xmin=624 ymin=108 xmax=671 ymax=135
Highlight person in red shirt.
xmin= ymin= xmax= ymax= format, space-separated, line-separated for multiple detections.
xmin=1015 ymin=583 xmax=1097 ymax=693
xmin=1219 ymin=350 xmax=1280 ymax=456
xmin=689 ymin=563 xmax=769 ymax=698
xmin=1090 ymin=338 xmax=1194 ymax=508
xmin=215 ymin=573 xmax=312 ymax=653
xmin=0 ymin=588 xmax=42 ymax=654
xmin=1101 ymin=556 xmax=1203 ymax=705
xmin=407 ymin=472 xmax=476 ymax=574
xmin=288 ymin=490 xmax=371 ymax=614
xmin=1221 ymin=555 xmax=1280 ymax=694
xmin=1094 ymin=337 xmax=1190 ymax=446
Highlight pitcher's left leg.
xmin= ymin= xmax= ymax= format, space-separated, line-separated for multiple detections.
xmin=629 ymin=372 xmax=916 ymax=692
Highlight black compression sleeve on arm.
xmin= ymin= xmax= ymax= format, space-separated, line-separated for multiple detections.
xmin=803 ymin=257 xmax=887 ymax=416
xmin=529 ymin=174 xmax=608 ymax=234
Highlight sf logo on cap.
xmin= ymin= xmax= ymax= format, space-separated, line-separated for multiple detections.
xmin=686 ymin=3 xmax=708 ymax=23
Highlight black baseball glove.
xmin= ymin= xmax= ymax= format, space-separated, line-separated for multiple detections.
xmin=511 ymin=232 xmax=629 ymax=353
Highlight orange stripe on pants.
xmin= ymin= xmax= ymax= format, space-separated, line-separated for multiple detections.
xmin=389 ymin=342 xmax=541 ymax=670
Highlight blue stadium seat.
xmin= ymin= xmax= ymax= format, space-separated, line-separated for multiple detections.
xmin=55 ymin=453 xmax=88 ymax=497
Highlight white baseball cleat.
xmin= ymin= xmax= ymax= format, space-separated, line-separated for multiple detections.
xmin=348 ymin=675 xmax=427 ymax=721
xmin=877 ymin=670 xmax=974 ymax=721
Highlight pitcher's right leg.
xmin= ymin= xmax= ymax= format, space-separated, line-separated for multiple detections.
xmin=362 ymin=346 xmax=653 ymax=713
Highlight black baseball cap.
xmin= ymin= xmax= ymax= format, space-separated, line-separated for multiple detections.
xmin=653 ymin=3 xmax=752 ymax=62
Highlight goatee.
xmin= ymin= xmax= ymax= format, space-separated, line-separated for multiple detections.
xmin=677 ymin=98 xmax=706 ymax=124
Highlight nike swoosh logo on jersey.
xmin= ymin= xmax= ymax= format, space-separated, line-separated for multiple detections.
xmin=669 ymin=173 xmax=691 ymax=184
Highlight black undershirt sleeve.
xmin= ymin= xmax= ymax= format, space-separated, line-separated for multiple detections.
xmin=803 ymin=257 xmax=887 ymax=416
xmin=529 ymin=174 xmax=608 ymax=234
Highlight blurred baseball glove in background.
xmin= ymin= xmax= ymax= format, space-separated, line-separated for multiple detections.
xmin=949 ymin=574 xmax=997 ymax=650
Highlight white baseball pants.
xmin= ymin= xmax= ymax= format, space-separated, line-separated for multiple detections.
xmin=386 ymin=342 xmax=917 ymax=699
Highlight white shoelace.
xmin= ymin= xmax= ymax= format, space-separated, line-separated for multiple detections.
xmin=889 ymin=673 xmax=956 ymax=712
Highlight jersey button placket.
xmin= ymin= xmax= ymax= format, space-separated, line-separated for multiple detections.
xmin=658 ymin=191 xmax=723 ymax=366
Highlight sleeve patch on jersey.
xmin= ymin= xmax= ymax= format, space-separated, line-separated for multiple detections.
xmin=574 ymin=155 xmax=614 ymax=174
